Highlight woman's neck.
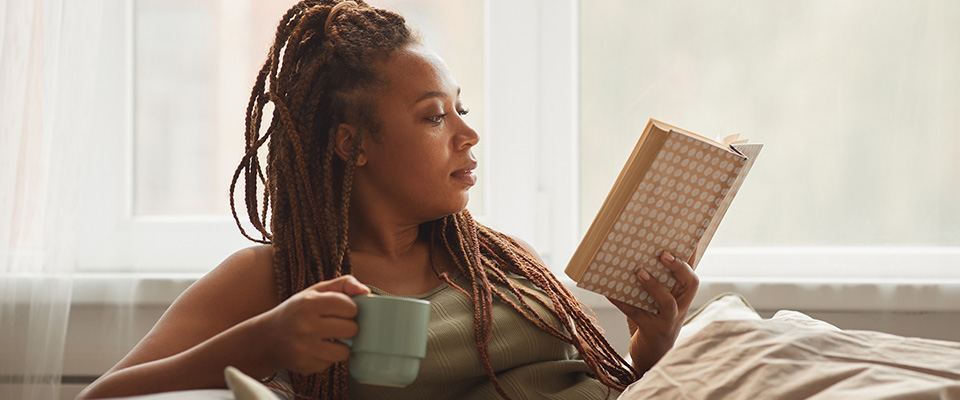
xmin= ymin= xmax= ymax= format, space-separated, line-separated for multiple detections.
xmin=347 ymin=214 xmax=448 ymax=296
xmin=348 ymin=218 xmax=422 ymax=259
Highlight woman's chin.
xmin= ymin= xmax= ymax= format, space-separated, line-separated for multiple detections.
xmin=453 ymin=196 xmax=470 ymax=215
xmin=431 ymin=200 xmax=470 ymax=221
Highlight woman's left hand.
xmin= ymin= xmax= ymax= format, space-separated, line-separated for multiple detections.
xmin=607 ymin=251 xmax=699 ymax=373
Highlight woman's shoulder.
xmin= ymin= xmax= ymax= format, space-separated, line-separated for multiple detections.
xmin=220 ymin=244 xmax=275 ymax=271
xmin=503 ymin=233 xmax=546 ymax=265
xmin=165 ymin=244 xmax=280 ymax=334
xmin=170 ymin=244 xmax=280 ymax=320
xmin=201 ymin=244 xmax=279 ymax=304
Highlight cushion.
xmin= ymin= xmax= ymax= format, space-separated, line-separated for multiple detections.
xmin=620 ymin=310 xmax=960 ymax=399
xmin=675 ymin=292 xmax=762 ymax=346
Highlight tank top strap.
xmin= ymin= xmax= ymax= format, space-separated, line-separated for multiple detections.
xmin=365 ymin=270 xmax=465 ymax=300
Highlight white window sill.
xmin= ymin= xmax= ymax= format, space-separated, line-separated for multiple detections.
xmin=25 ymin=244 xmax=945 ymax=311
xmin=567 ymin=277 xmax=960 ymax=313
xmin=69 ymin=273 xmax=201 ymax=306
xmin=571 ymin=246 xmax=960 ymax=312
xmin=59 ymin=272 xmax=960 ymax=315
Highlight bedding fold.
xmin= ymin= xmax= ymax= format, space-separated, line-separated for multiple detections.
xmin=620 ymin=311 xmax=960 ymax=399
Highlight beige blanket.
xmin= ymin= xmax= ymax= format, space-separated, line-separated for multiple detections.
xmin=621 ymin=311 xmax=960 ymax=399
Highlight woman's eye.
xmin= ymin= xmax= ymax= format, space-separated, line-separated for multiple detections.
xmin=427 ymin=114 xmax=446 ymax=124
xmin=457 ymin=108 xmax=470 ymax=116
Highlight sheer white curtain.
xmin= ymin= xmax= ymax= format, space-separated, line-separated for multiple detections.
xmin=1 ymin=1 xmax=106 ymax=398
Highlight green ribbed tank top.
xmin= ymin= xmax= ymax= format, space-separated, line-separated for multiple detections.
xmin=348 ymin=272 xmax=621 ymax=400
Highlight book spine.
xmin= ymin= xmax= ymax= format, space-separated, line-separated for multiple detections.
xmin=565 ymin=122 xmax=671 ymax=280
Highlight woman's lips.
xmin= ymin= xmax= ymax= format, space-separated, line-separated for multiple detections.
xmin=451 ymin=169 xmax=477 ymax=186
xmin=452 ymin=161 xmax=478 ymax=186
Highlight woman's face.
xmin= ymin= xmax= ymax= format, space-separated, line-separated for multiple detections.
xmin=353 ymin=44 xmax=479 ymax=223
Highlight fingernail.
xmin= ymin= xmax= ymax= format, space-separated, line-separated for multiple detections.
xmin=662 ymin=252 xmax=675 ymax=262
xmin=638 ymin=269 xmax=651 ymax=281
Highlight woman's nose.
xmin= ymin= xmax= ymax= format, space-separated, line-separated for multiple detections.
xmin=454 ymin=116 xmax=479 ymax=150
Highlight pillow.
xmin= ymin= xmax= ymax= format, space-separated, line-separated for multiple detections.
xmin=770 ymin=309 xmax=841 ymax=331
xmin=675 ymin=292 xmax=762 ymax=346
xmin=224 ymin=366 xmax=281 ymax=400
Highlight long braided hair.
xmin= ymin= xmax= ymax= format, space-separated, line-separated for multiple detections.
xmin=229 ymin=1 xmax=639 ymax=398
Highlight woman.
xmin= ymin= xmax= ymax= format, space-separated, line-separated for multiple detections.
xmin=78 ymin=1 xmax=698 ymax=399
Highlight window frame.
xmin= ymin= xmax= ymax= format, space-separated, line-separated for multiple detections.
xmin=76 ymin=0 xmax=270 ymax=272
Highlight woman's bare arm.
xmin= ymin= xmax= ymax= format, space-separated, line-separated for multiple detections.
xmin=77 ymin=245 xmax=370 ymax=399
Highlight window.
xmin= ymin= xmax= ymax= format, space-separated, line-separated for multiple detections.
xmin=133 ymin=0 xmax=285 ymax=215
xmin=82 ymin=0 xmax=957 ymax=281
xmin=579 ymin=0 xmax=960 ymax=279
xmin=133 ymin=0 xmax=486 ymax=217
xmin=78 ymin=0 xmax=488 ymax=272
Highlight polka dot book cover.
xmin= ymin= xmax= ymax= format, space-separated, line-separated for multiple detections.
xmin=565 ymin=119 xmax=763 ymax=313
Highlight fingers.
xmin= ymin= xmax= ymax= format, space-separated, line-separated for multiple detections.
xmin=607 ymin=266 xmax=679 ymax=321
xmin=636 ymin=266 xmax=679 ymax=318
xmin=298 ymin=317 xmax=357 ymax=372
xmin=274 ymin=302 xmax=358 ymax=375
xmin=297 ymin=291 xmax=359 ymax=319
xmin=308 ymin=274 xmax=371 ymax=297
xmin=315 ymin=340 xmax=351 ymax=363
xmin=316 ymin=316 xmax=359 ymax=340
xmin=300 ymin=275 xmax=372 ymax=319
xmin=287 ymin=340 xmax=351 ymax=375
xmin=658 ymin=251 xmax=699 ymax=310
xmin=607 ymin=296 xmax=645 ymax=323
xmin=617 ymin=252 xmax=696 ymax=320
xmin=270 ymin=275 xmax=374 ymax=375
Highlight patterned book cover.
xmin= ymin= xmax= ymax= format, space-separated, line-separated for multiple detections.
xmin=566 ymin=119 xmax=762 ymax=313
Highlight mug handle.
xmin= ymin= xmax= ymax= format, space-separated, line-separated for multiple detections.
xmin=337 ymin=337 xmax=354 ymax=347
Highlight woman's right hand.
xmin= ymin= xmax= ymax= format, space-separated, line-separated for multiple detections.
xmin=259 ymin=275 xmax=371 ymax=375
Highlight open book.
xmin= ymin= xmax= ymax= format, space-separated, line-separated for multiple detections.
xmin=565 ymin=119 xmax=762 ymax=313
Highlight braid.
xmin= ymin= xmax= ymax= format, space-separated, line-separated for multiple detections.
xmin=230 ymin=1 xmax=412 ymax=397
xmin=231 ymin=1 xmax=637 ymax=398
xmin=431 ymin=211 xmax=640 ymax=396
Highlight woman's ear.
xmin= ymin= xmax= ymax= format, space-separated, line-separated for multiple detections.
xmin=333 ymin=123 xmax=367 ymax=166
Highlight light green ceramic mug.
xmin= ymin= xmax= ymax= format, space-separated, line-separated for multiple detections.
xmin=341 ymin=294 xmax=431 ymax=387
